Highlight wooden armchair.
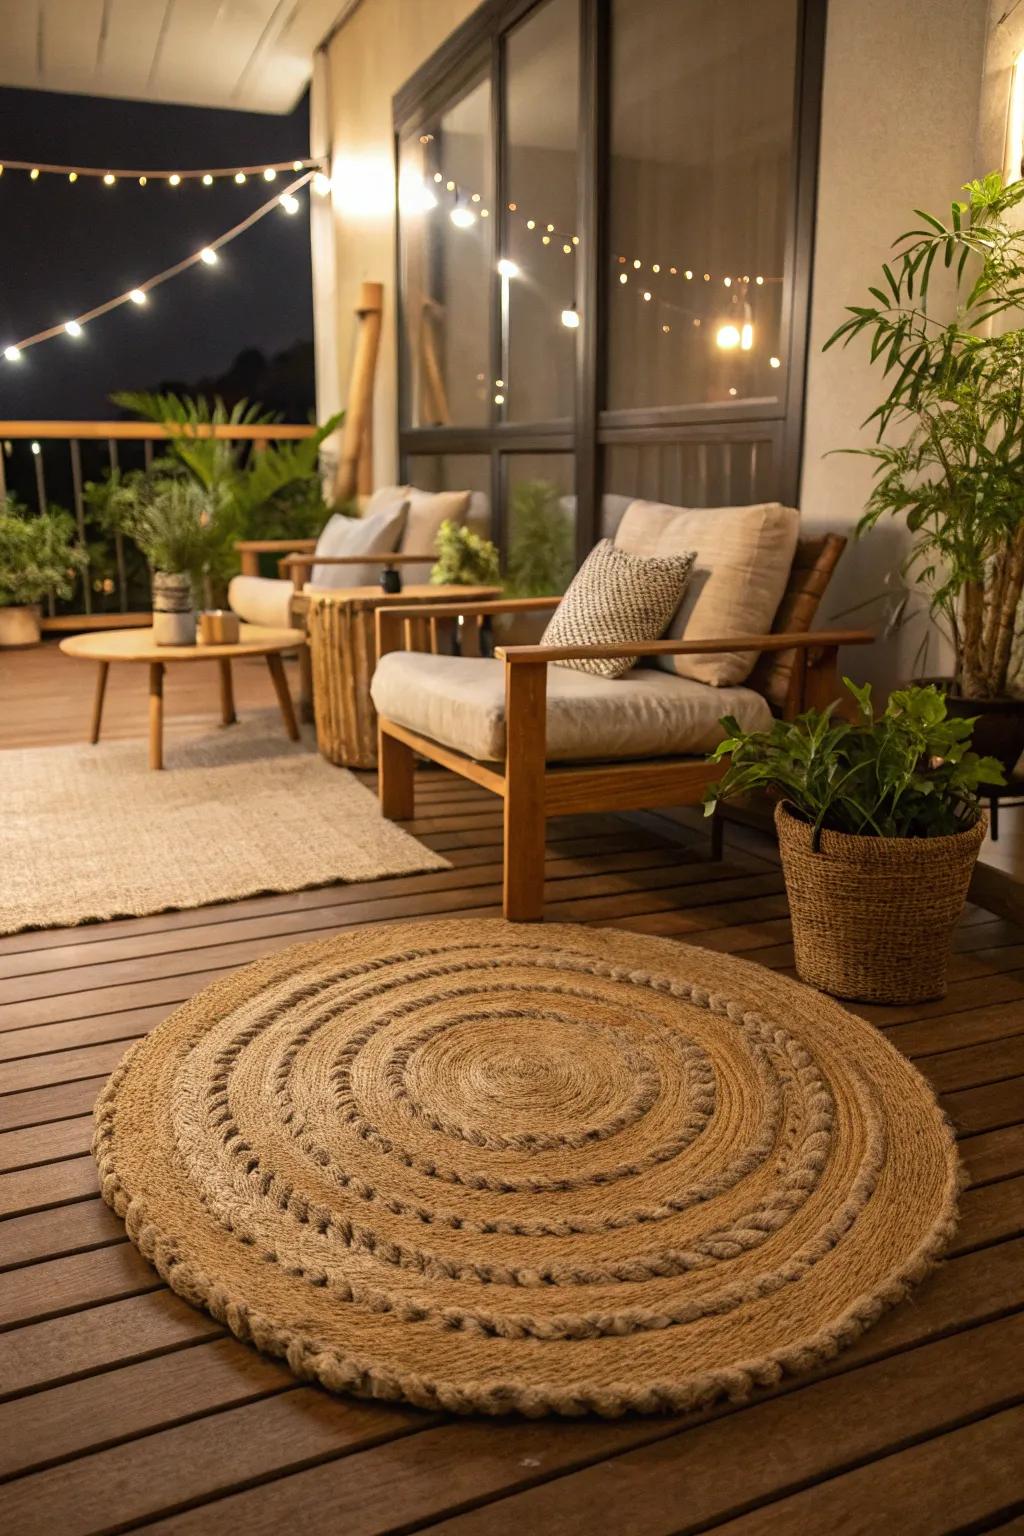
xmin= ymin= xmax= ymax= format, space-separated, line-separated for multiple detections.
xmin=374 ymin=594 xmax=871 ymax=921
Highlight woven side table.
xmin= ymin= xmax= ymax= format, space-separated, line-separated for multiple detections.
xmin=306 ymin=584 xmax=501 ymax=768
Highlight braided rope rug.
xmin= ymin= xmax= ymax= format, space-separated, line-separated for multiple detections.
xmin=94 ymin=918 xmax=961 ymax=1418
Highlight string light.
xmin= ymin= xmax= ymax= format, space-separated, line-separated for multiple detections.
xmin=450 ymin=205 xmax=476 ymax=229
xmin=497 ymin=258 xmax=519 ymax=278
xmin=494 ymin=392 xmax=505 ymax=405
xmin=715 ymin=324 xmax=740 ymax=349
xmin=3 ymin=170 xmax=317 ymax=360
xmin=619 ymin=272 xmax=628 ymax=284
xmin=313 ymin=172 xmax=331 ymax=197
xmin=769 ymin=355 xmax=781 ymax=368
xmin=560 ymin=305 xmax=580 ymax=329
xmin=31 ymin=440 xmax=40 ymax=454
xmin=642 ymin=290 xmax=652 ymax=302
xmin=235 ymin=172 xmax=247 ymax=184
xmin=279 ymin=193 xmax=300 ymax=214
xmin=0 ymin=157 xmax=323 ymax=182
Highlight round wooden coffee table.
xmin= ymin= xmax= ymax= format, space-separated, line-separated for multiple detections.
xmin=60 ymin=623 xmax=304 ymax=770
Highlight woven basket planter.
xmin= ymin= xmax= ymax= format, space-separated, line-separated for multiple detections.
xmin=775 ymin=801 xmax=987 ymax=1005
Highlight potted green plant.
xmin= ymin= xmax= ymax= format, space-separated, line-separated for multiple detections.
xmin=0 ymin=499 xmax=86 ymax=647
xmin=704 ymin=680 xmax=1004 ymax=1004
xmin=826 ymin=172 xmax=1024 ymax=769
xmin=505 ymin=480 xmax=575 ymax=597
xmin=109 ymin=475 xmax=231 ymax=644
xmin=430 ymin=520 xmax=501 ymax=586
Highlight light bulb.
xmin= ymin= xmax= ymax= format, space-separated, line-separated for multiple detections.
xmin=31 ymin=440 xmax=40 ymax=455
xmin=632 ymin=259 xmax=641 ymax=270
xmin=740 ymin=321 xmax=753 ymax=351
xmin=129 ymin=289 xmax=147 ymax=305
xmin=619 ymin=273 xmax=628 ymax=284
xmin=293 ymin=160 xmax=303 ymax=171
xmin=669 ymin=266 xmax=677 ymax=275
xmin=30 ymin=168 xmax=39 ymax=180
xmin=652 ymin=263 xmax=660 ymax=274
xmin=562 ymin=243 xmax=571 ymax=254
xmin=497 ymin=258 xmax=519 ymax=278
xmin=450 ymin=206 xmax=476 ymax=229
xmin=493 ymin=392 xmax=505 ymax=405
xmin=313 ymin=172 xmax=331 ymax=196
xmin=508 ymin=201 xmax=517 ymax=211
xmin=4 ymin=346 xmax=21 ymax=362
xmin=716 ymin=323 xmax=741 ymax=350
xmin=68 ymin=171 xmax=77 ymax=183
xmin=64 ymin=320 xmax=82 ymax=337
xmin=541 ymin=234 xmax=550 ymax=245
xmin=169 ymin=173 xmax=181 ymax=186
xmin=471 ymin=192 xmax=481 ymax=202
xmin=103 ymin=173 xmax=115 ymax=185
xmin=433 ymin=172 xmax=443 ymax=183
xmin=769 ymin=355 xmax=781 ymax=368
xmin=263 ymin=168 xmax=277 ymax=181
xmin=202 ymin=174 xmax=213 ymax=186
xmin=728 ymin=387 xmax=738 ymax=397
xmin=560 ymin=307 xmax=580 ymax=329
xmin=446 ymin=179 xmax=456 ymax=191
xmin=279 ymin=193 xmax=300 ymax=215
xmin=662 ymin=323 xmax=671 ymax=333
xmin=703 ymin=273 xmax=710 ymax=281
xmin=546 ymin=223 xmax=554 ymax=233
xmin=200 ymin=247 xmax=218 ymax=265
xmin=756 ymin=275 xmax=764 ymax=285
xmin=526 ymin=219 xmax=536 ymax=230
xmin=642 ymin=290 xmax=652 ymax=302
xmin=724 ymin=275 xmax=732 ymax=287
xmin=138 ymin=175 xmax=147 ymax=186
xmin=684 ymin=269 xmax=693 ymax=280
xmin=480 ymin=208 xmax=489 ymax=218
xmin=235 ymin=172 xmax=247 ymax=184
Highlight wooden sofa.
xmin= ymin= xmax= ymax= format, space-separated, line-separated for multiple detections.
xmin=371 ymin=532 xmax=872 ymax=920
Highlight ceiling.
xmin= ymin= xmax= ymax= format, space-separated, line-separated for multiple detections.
xmin=0 ymin=0 xmax=354 ymax=114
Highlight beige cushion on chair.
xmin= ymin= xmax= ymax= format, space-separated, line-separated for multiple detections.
xmin=310 ymin=501 xmax=409 ymax=589
xmin=615 ymin=501 xmax=800 ymax=687
xmin=227 ymin=574 xmax=295 ymax=629
xmin=399 ymin=489 xmax=472 ymax=584
xmin=371 ymin=652 xmax=772 ymax=763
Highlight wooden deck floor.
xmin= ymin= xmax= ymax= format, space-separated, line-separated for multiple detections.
xmin=1 ymin=644 xmax=1023 ymax=1535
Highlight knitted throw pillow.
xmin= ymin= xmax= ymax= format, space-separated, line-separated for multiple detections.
xmin=540 ymin=539 xmax=696 ymax=679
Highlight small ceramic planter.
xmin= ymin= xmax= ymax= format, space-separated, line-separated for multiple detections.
xmin=775 ymin=801 xmax=987 ymax=1004
xmin=152 ymin=572 xmax=196 ymax=646
xmin=0 ymin=604 xmax=42 ymax=648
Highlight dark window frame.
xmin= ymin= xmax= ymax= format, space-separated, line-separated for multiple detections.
xmin=393 ymin=0 xmax=827 ymax=566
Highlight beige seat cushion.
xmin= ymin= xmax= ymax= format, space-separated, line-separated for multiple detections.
xmin=615 ymin=501 xmax=800 ymax=686
xmin=227 ymin=574 xmax=294 ymax=629
xmin=399 ymin=488 xmax=472 ymax=583
xmin=310 ymin=501 xmax=409 ymax=589
xmin=371 ymin=652 xmax=772 ymax=763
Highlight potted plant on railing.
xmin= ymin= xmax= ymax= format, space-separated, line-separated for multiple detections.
xmin=109 ymin=475 xmax=234 ymax=644
xmin=704 ymin=679 xmax=1004 ymax=1004
xmin=827 ymin=172 xmax=1024 ymax=770
xmin=0 ymin=498 xmax=86 ymax=647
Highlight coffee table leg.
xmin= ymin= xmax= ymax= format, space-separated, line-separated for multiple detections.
xmin=90 ymin=661 xmax=109 ymax=744
xmin=149 ymin=662 xmax=165 ymax=770
xmin=219 ymin=659 xmax=236 ymax=725
xmin=267 ymin=653 xmax=299 ymax=741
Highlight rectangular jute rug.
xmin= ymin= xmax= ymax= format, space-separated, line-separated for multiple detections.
xmin=0 ymin=715 xmax=449 ymax=933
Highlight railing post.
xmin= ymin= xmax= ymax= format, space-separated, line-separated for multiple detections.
xmin=108 ymin=438 xmax=128 ymax=612
xmin=69 ymin=439 xmax=92 ymax=615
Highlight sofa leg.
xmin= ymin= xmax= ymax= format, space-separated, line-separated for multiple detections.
xmin=709 ymin=808 xmax=724 ymax=862
xmin=379 ymin=727 xmax=415 ymax=820
xmin=503 ymin=793 xmax=546 ymax=921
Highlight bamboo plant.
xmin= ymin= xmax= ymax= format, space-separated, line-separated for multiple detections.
xmin=827 ymin=172 xmax=1024 ymax=700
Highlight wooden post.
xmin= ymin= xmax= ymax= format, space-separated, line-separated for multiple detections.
xmin=502 ymin=662 xmax=548 ymax=921
xmin=148 ymin=662 xmax=164 ymax=771
xmin=90 ymin=662 xmax=109 ymax=744
xmin=379 ymin=725 xmax=416 ymax=819
xmin=335 ymin=281 xmax=383 ymax=503
xmin=219 ymin=659 xmax=236 ymax=725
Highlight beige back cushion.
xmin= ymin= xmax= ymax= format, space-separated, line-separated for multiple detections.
xmin=399 ymin=488 xmax=472 ymax=583
xmin=309 ymin=502 xmax=409 ymax=589
xmin=615 ymin=500 xmax=800 ymax=685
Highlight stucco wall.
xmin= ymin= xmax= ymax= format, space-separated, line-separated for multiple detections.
xmin=801 ymin=0 xmax=989 ymax=687
xmin=313 ymin=0 xmax=478 ymax=487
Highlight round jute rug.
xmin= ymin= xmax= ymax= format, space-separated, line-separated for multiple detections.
xmin=94 ymin=919 xmax=961 ymax=1418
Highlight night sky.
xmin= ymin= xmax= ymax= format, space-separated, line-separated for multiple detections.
xmin=0 ymin=85 xmax=315 ymax=423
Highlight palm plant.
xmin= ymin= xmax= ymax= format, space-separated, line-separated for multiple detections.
xmin=826 ymin=172 xmax=1024 ymax=700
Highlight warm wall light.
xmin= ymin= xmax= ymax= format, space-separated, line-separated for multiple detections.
xmin=1007 ymin=50 xmax=1024 ymax=183
xmin=561 ymin=306 xmax=580 ymax=328
xmin=450 ymin=205 xmax=476 ymax=229
xmin=716 ymin=323 xmax=741 ymax=350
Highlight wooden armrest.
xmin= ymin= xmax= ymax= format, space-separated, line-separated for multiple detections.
xmin=494 ymin=629 xmax=874 ymax=664
xmin=235 ymin=538 xmax=318 ymax=553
